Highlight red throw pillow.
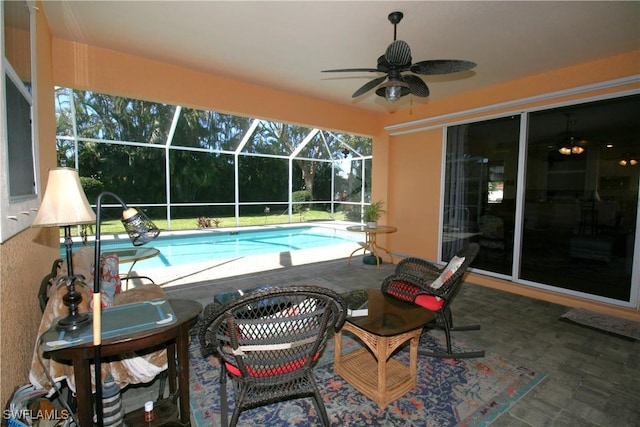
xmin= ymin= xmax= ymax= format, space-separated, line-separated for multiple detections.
xmin=414 ymin=294 xmax=445 ymax=311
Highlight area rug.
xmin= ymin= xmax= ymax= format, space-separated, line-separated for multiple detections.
xmin=561 ymin=308 xmax=640 ymax=341
xmin=189 ymin=331 xmax=546 ymax=426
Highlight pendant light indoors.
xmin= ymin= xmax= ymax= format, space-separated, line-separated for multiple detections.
xmin=558 ymin=115 xmax=586 ymax=156
xmin=618 ymin=153 xmax=638 ymax=166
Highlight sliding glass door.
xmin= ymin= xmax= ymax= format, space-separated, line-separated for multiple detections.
xmin=443 ymin=115 xmax=520 ymax=275
xmin=442 ymin=94 xmax=639 ymax=304
xmin=522 ymin=95 xmax=638 ymax=302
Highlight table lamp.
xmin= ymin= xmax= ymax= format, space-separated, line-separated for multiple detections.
xmin=92 ymin=191 xmax=160 ymax=426
xmin=32 ymin=167 xmax=96 ymax=331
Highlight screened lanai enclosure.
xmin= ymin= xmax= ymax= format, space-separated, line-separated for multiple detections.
xmin=55 ymin=88 xmax=372 ymax=230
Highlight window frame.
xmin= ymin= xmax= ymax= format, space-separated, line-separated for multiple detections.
xmin=0 ymin=0 xmax=38 ymax=243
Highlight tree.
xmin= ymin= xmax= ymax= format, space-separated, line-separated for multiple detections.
xmin=252 ymin=122 xmax=320 ymax=197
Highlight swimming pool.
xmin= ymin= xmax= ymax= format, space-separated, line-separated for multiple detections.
xmin=95 ymin=225 xmax=360 ymax=270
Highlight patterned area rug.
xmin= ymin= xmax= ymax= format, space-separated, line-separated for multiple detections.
xmin=561 ymin=308 xmax=640 ymax=341
xmin=190 ymin=331 xmax=546 ymax=426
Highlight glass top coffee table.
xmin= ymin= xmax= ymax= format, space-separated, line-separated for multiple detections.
xmin=334 ymin=289 xmax=436 ymax=407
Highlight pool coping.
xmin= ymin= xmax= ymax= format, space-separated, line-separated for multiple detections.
xmin=69 ymin=220 xmax=358 ymax=244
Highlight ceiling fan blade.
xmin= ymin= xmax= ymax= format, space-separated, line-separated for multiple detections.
xmin=376 ymin=55 xmax=391 ymax=73
xmin=403 ymin=74 xmax=430 ymax=97
xmin=322 ymin=68 xmax=380 ymax=73
xmin=352 ymin=76 xmax=387 ymax=98
xmin=385 ymin=40 xmax=412 ymax=67
xmin=410 ymin=59 xmax=477 ymax=75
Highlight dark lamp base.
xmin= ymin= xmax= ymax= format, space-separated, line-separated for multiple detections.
xmin=55 ymin=312 xmax=91 ymax=332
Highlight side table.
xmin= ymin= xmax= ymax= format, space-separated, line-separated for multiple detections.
xmin=103 ymin=247 xmax=160 ymax=290
xmin=334 ymin=289 xmax=435 ymax=407
xmin=42 ymin=299 xmax=202 ymax=427
xmin=346 ymin=225 xmax=397 ymax=268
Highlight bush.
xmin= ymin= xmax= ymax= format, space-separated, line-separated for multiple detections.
xmin=80 ymin=176 xmax=104 ymax=203
xmin=344 ymin=205 xmax=363 ymax=222
xmin=292 ymin=190 xmax=311 ymax=214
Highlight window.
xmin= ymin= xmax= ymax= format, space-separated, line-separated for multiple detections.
xmin=1 ymin=0 xmax=36 ymax=242
xmin=6 ymin=75 xmax=34 ymax=198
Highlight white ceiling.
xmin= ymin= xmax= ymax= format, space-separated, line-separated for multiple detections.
xmin=41 ymin=1 xmax=640 ymax=114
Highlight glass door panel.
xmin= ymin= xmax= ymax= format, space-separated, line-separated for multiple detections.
xmin=522 ymin=95 xmax=639 ymax=301
xmin=443 ymin=116 xmax=520 ymax=274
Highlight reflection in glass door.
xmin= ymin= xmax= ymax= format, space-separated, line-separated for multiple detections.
xmin=442 ymin=116 xmax=520 ymax=275
xmin=522 ymin=95 xmax=639 ymax=302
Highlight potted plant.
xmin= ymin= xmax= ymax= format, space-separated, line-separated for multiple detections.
xmin=364 ymin=200 xmax=385 ymax=228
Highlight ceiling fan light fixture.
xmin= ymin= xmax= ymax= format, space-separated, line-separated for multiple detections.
xmin=375 ymin=79 xmax=410 ymax=102
xmin=385 ymin=85 xmax=404 ymax=102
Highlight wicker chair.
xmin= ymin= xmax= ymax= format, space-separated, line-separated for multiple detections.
xmin=198 ymin=286 xmax=347 ymax=427
xmin=381 ymin=243 xmax=484 ymax=359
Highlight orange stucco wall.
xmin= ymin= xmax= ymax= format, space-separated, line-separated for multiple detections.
xmin=0 ymin=1 xmax=58 ymax=406
xmin=386 ymin=128 xmax=442 ymax=258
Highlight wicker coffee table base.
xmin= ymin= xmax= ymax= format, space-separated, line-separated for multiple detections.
xmin=334 ymin=321 xmax=422 ymax=407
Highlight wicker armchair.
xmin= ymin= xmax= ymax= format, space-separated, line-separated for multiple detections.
xmin=198 ymin=286 xmax=347 ymax=427
xmin=381 ymin=243 xmax=484 ymax=358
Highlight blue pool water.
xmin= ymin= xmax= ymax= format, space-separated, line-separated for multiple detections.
xmin=93 ymin=226 xmax=359 ymax=270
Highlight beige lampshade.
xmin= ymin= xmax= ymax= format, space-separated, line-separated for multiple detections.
xmin=32 ymin=167 xmax=96 ymax=227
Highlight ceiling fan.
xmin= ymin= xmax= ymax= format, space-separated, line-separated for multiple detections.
xmin=322 ymin=11 xmax=477 ymax=102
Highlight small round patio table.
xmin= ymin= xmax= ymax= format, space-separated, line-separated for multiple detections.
xmin=346 ymin=225 xmax=397 ymax=268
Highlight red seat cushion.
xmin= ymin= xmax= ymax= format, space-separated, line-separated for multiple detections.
xmin=225 ymin=352 xmax=320 ymax=378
